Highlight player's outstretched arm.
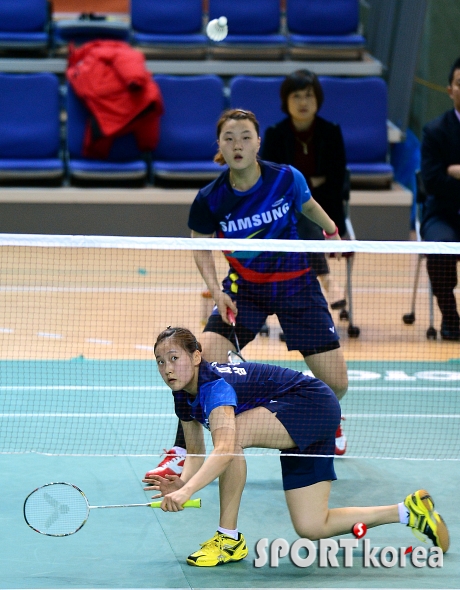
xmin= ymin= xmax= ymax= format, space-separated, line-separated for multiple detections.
xmin=162 ymin=407 xmax=236 ymax=511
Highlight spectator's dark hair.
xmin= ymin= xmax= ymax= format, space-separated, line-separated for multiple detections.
xmin=449 ymin=58 xmax=460 ymax=85
xmin=214 ymin=108 xmax=260 ymax=165
xmin=280 ymin=69 xmax=324 ymax=114
xmin=154 ymin=327 xmax=202 ymax=356
xmin=449 ymin=57 xmax=460 ymax=86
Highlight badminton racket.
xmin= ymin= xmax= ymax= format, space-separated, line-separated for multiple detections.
xmin=227 ymin=308 xmax=246 ymax=363
xmin=23 ymin=482 xmax=201 ymax=537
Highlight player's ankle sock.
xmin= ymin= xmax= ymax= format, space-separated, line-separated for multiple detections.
xmin=218 ymin=526 xmax=238 ymax=540
xmin=398 ymin=502 xmax=409 ymax=524
xmin=172 ymin=446 xmax=186 ymax=455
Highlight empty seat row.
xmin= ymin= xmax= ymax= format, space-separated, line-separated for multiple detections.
xmin=1 ymin=0 xmax=366 ymax=61
xmin=0 ymin=73 xmax=393 ymax=187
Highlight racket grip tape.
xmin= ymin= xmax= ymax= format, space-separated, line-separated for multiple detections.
xmin=227 ymin=308 xmax=236 ymax=326
xmin=149 ymin=498 xmax=201 ymax=509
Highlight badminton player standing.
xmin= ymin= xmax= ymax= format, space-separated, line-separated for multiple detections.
xmin=146 ymin=108 xmax=348 ymax=480
xmin=145 ymin=327 xmax=449 ymax=566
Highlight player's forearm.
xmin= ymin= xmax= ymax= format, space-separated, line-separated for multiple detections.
xmin=180 ymin=449 xmax=234 ymax=497
xmin=192 ymin=250 xmax=222 ymax=298
xmin=180 ymin=454 xmax=205 ymax=483
xmin=301 ymin=198 xmax=337 ymax=235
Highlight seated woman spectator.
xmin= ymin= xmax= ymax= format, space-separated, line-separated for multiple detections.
xmin=261 ymin=69 xmax=348 ymax=312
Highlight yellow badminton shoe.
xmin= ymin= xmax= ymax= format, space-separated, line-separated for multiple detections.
xmin=186 ymin=531 xmax=248 ymax=566
xmin=404 ymin=489 xmax=450 ymax=552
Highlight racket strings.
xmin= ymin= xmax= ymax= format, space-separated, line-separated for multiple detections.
xmin=24 ymin=483 xmax=89 ymax=536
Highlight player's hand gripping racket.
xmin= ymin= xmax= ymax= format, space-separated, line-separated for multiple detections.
xmin=227 ymin=308 xmax=246 ymax=363
xmin=23 ymin=482 xmax=201 ymax=537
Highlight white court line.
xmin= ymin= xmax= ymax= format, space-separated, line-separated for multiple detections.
xmin=0 ymin=327 xmax=13 ymax=333
xmin=1 ymin=412 xmax=459 ymax=419
xmin=37 ymin=332 xmax=63 ymax=339
xmin=345 ymin=413 xmax=460 ymax=418
xmin=348 ymin=386 xmax=460 ymax=391
xmin=0 ymin=385 xmax=457 ymax=391
xmin=0 ymin=386 xmax=166 ymax=391
xmin=0 ymin=286 xmax=202 ymax=293
xmin=0 ymin=413 xmax=176 ymax=418
xmin=86 ymin=338 xmax=113 ymax=345
xmin=0 ymin=285 xmax=440 ymax=294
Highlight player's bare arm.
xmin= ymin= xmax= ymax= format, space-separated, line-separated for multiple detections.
xmin=191 ymin=229 xmax=237 ymax=323
xmin=301 ymin=198 xmax=340 ymax=239
xmin=161 ymin=407 xmax=236 ymax=511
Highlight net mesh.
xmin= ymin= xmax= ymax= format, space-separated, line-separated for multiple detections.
xmin=1 ymin=234 xmax=459 ymax=460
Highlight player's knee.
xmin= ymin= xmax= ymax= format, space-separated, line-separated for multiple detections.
xmin=292 ymin=520 xmax=325 ymax=541
xmin=328 ymin=375 xmax=348 ymax=400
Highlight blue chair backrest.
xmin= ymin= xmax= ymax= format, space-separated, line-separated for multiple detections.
xmin=131 ymin=0 xmax=203 ymax=34
xmin=287 ymin=0 xmax=359 ymax=35
xmin=0 ymin=73 xmax=59 ymax=158
xmin=229 ymin=76 xmax=284 ymax=140
xmin=319 ymin=77 xmax=388 ymax=163
xmin=209 ymin=0 xmax=281 ymax=35
xmin=66 ymin=85 xmax=144 ymax=161
xmin=0 ymin=0 xmax=48 ymax=32
xmin=153 ymin=75 xmax=225 ymax=161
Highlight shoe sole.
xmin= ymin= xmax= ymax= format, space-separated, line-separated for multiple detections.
xmin=186 ymin=550 xmax=248 ymax=567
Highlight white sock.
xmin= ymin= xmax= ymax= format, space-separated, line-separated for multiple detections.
xmin=398 ymin=502 xmax=410 ymax=524
xmin=172 ymin=446 xmax=186 ymax=455
xmin=218 ymin=526 xmax=238 ymax=540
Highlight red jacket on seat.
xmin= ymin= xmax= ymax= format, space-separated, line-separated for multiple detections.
xmin=67 ymin=40 xmax=164 ymax=159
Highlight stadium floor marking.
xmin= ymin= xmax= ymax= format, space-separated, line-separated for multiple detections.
xmin=1 ymin=412 xmax=459 ymax=419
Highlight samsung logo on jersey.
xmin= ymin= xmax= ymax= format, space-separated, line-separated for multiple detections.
xmin=220 ymin=203 xmax=290 ymax=233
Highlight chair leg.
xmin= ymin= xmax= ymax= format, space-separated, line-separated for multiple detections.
xmin=345 ymin=254 xmax=360 ymax=338
xmin=426 ymin=275 xmax=437 ymax=340
xmin=402 ymin=254 xmax=422 ymax=325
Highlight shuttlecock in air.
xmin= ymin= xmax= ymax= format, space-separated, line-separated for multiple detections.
xmin=206 ymin=16 xmax=228 ymax=41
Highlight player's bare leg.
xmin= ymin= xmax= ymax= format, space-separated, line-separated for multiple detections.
xmin=218 ymin=407 xmax=296 ymax=529
xmin=304 ymin=347 xmax=348 ymax=400
xmin=200 ymin=331 xmax=235 ymax=364
xmin=285 ymin=481 xmax=398 ymax=540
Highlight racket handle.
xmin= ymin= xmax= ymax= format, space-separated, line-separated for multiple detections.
xmin=149 ymin=498 xmax=201 ymax=509
xmin=227 ymin=308 xmax=236 ymax=326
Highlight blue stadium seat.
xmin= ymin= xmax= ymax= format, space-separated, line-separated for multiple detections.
xmin=319 ymin=76 xmax=393 ymax=187
xmin=66 ymin=85 xmax=148 ymax=186
xmin=131 ymin=0 xmax=207 ymax=59
xmin=53 ymin=15 xmax=130 ymax=48
xmin=286 ymin=0 xmax=365 ymax=60
xmin=0 ymin=0 xmax=50 ymax=53
xmin=229 ymin=76 xmax=284 ymax=140
xmin=208 ymin=0 xmax=286 ymax=60
xmin=0 ymin=73 xmax=63 ymax=183
xmin=152 ymin=75 xmax=225 ymax=181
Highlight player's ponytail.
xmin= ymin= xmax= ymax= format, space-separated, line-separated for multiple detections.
xmin=154 ymin=327 xmax=202 ymax=356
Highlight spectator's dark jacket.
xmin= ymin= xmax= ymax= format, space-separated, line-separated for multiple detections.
xmin=261 ymin=115 xmax=347 ymax=235
xmin=421 ymin=109 xmax=460 ymax=221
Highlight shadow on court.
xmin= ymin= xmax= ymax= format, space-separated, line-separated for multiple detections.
xmin=1 ymin=453 xmax=459 ymax=589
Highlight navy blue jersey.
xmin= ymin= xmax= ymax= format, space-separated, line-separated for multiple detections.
xmin=173 ymin=360 xmax=315 ymax=429
xmin=188 ymin=161 xmax=312 ymax=283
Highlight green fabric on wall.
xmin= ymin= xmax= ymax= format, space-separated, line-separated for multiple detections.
xmin=410 ymin=0 xmax=460 ymax=137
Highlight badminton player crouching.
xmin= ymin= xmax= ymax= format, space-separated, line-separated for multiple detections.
xmin=143 ymin=326 xmax=449 ymax=567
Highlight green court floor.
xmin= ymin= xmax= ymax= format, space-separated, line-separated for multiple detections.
xmin=1 ymin=358 xmax=459 ymax=589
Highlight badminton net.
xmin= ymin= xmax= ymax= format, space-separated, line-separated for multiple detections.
xmin=0 ymin=234 xmax=459 ymax=461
